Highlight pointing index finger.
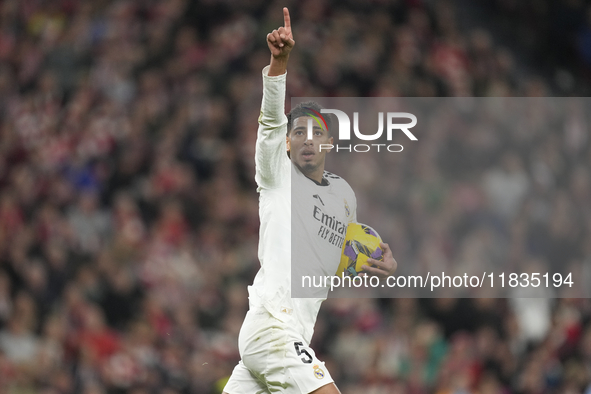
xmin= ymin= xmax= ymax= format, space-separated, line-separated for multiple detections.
xmin=283 ymin=7 xmax=291 ymax=30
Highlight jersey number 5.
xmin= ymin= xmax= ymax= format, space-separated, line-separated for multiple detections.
xmin=294 ymin=342 xmax=313 ymax=364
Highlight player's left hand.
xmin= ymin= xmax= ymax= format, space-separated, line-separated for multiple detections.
xmin=361 ymin=242 xmax=397 ymax=279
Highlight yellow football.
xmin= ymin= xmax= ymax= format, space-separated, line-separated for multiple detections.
xmin=336 ymin=222 xmax=383 ymax=277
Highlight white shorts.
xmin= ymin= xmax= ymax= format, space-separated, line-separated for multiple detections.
xmin=223 ymin=308 xmax=334 ymax=393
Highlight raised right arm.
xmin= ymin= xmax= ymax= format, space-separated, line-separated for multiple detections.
xmin=255 ymin=8 xmax=295 ymax=190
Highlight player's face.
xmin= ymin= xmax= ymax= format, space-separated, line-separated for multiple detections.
xmin=287 ymin=116 xmax=333 ymax=178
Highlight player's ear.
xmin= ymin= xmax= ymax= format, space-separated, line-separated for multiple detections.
xmin=327 ymin=136 xmax=334 ymax=152
xmin=286 ymin=135 xmax=290 ymax=152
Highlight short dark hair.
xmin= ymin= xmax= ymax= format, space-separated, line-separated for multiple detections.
xmin=287 ymin=101 xmax=333 ymax=136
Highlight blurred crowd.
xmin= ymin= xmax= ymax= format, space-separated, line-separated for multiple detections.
xmin=474 ymin=0 xmax=591 ymax=89
xmin=325 ymin=95 xmax=591 ymax=392
xmin=0 ymin=0 xmax=590 ymax=393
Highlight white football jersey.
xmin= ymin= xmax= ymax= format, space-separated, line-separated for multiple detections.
xmin=249 ymin=66 xmax=357 ymax=344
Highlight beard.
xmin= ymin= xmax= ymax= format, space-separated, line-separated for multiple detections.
xmin=295 ymin=160 xmax=318 ymax=176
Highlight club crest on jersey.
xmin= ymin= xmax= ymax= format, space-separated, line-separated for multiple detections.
xmin=344 ymin=199 xmax=350 ymax=217
xmin=313 ymin=364 xmax=325 ymax=379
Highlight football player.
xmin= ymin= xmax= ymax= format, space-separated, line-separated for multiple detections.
xmin=223 ymin=8 xmax=397 ymax=394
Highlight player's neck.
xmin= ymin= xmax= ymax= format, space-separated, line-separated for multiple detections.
xmin=292 ymin=159 xmax=326 ymax=184
xmin=301 ymin=167 xmax=324 ymax=184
